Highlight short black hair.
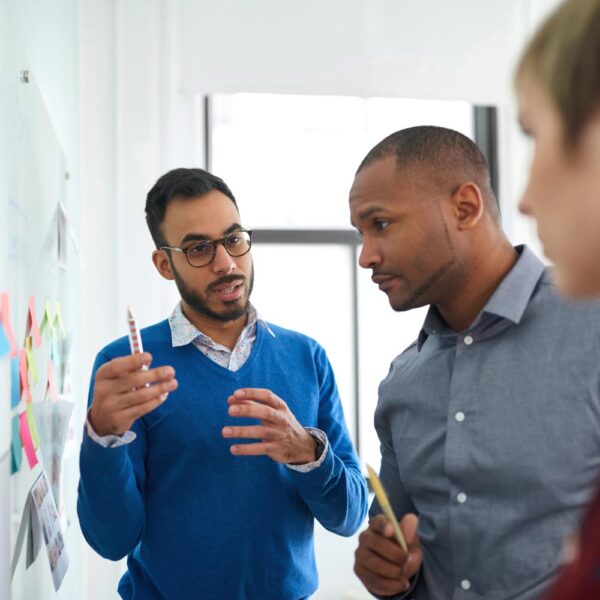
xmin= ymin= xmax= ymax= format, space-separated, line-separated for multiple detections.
xmin=358 ymin=126 xmax=499 ymax=222
xmin=145 ymin=167 xmax=237 ymax=247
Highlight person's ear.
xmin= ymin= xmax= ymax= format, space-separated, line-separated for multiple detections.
xmin=450 ymin=182 xmax=485 ymax=230
xmin=152 ymin=249 xmax=176 ymax=280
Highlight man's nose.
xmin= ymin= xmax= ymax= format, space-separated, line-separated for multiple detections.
xmin=358 ymin=239 xmax=381 ymax=270
xmin=211 ymin=243 xmax=236 ymax=273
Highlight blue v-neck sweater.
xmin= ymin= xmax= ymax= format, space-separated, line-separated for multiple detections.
xmin=78 ymin=320 xmax=367 ymax=600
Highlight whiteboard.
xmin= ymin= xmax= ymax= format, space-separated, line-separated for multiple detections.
xmin=1 ymin=0 xmax=81 ymax=597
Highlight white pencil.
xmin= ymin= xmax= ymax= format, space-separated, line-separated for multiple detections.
xmin=127 ymin=306 xmax=148 ymax=373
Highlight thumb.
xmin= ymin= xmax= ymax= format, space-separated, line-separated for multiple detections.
xmin=400 ymin=513 xmax=420 ymax=549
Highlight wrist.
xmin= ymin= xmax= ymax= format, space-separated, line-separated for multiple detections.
xmin=290 ymin=433 xmax=318 ymax=465
xmin=88 ymin=406 xmax=114 ymax=437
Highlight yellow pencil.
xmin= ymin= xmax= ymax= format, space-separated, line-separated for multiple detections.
xmin=366 ymin=464 xmax=407 ymax=551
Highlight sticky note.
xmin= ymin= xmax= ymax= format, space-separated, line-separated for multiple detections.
xmin=11 ymin=355 xmax=20 ymax=408
xmin=11 ymin=414 xmax=22 ymax=474
xmin=0 ymin=322 xmax=9 ymax=357
xmin=19 ymin=411 xmax=38 ymax=468
xmin=0 ymin=292 xmax=17 ymax=356
xmin=25 ymin=336 xmax=38 ymax=386
xmin=19 ymin=348 xmax=31 ymax=403
xmin=53 ymin=302 xmax=66 ymax=338
xmin=26 ymin=296 xmax=42 ymax=348
xmin=39 ymin=300 xmax=54 ymax=337
xmin=26 ymin=403 xmax=40 ymax=450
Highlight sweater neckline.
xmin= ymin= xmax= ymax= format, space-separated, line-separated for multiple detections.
xmin=181 ymin=321 xmax=267 ymax=379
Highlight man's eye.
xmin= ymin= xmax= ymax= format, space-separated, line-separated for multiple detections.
xmin=225 ymin=235 xmax=241 ymax=247
xmin=187 ymin=242 xmax=212 ymax=256
xmin=374 ymin=220 xmax=390 ymax=231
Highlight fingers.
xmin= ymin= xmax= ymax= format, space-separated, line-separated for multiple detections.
xmin=400 ymin=513 xmax=420 ymax=547
xmin=229 ymin=388 xmax=285 ymax=410
xmin=229 ymin=441 xmax=271 ymax=456
xmin=370 ymin=514 xmax=398 ymax=538
xmin=399 ymin=514 xmax=423 ymax=578
xmin=222 ymin=425 xmax=274 ymax=440
xmin=120 ymin=394 xmax=170 ymax=424
xmin=95 ymin=358 xmax=176 ymax=395
xmin=366 ymin=516 xmax=408 ymax=565
xmin=96 ymin=353 xmax=152 ymax=379
xmin=354 ymin=518 xmax=413 ymax=596
xmin=115 ymin=378 xmax=178 ymax=410
xmin=227 ymin=400 xmax=282 ymax=423
xmin=89 ymin=356 xmax=178 ymax=436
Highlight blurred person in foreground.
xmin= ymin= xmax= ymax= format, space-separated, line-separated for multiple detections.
xmin=516 ymin=1 xmax=600 ymax=598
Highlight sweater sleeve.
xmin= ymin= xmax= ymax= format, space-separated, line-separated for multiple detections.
xmin=77 ymin=351 xmax=148 ymax=560
xmin=285 ymin=344 xmax=368 ymax=536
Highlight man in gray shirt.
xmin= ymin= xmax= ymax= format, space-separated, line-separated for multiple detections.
xmin=350 ymin=126 xmax=600 ymax=600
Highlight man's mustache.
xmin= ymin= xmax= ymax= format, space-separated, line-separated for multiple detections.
xmin=207 ymin=275 xmax=246 ymax=292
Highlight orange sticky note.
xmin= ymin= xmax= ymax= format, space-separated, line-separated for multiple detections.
xmin=19 ymin=348 xmax=31 ymax=403
xmin=19 ymin=411 xmax=38 ymax=469
xmin=26 ymin=296 xmax=42 ymax=348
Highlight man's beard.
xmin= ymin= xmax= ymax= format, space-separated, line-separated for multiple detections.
xmin=172 ymin=264 xmax=254 ymax=323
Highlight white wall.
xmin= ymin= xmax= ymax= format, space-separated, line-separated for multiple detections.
xmin=178 ymin=0 xmax=526 ymax=104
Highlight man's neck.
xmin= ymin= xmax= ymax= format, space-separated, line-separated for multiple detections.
xmin=436 ymin=240 xmax=519 ymax=332
xmin=181 ymin=304 xmax=249 ymax=350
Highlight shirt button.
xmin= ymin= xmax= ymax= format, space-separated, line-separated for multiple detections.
xmin=461 ymin=579 xmax=471 ymax=590
xmin=457 ymin=492 xmax=467 ymax=504
xmin=455 ymin=411 xmax=465 ymax=422
xmin=464 ymin=335 xmax=474 ymax=345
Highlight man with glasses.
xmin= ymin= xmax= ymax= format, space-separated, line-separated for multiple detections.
xmin=77 ymin=168 xmax=367 ymax=600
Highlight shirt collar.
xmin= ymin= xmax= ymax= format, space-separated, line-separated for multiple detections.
xmin=168 ymin=302 xmax=275 ymax=348
xmin=417 ymin=245 xmax=545 ymax=351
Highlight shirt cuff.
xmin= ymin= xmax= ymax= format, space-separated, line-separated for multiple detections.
xmin=85 ymin=414 xmax=137 ymax=448
xmin=285 ymin=427 xmax=329 ymax=473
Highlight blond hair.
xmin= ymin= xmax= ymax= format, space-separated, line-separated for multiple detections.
xmin=516 ymin=0 xmax=600 ymax=147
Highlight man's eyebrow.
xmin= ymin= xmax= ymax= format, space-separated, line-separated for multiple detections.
xmin=180 ymin=223 xmax=243 ymax=246
xmin=357 ymin=206 xmax=386 ymax=220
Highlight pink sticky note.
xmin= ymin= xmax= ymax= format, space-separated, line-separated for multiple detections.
xmin=19 ymin=348 xmax=31 ymax=403
xmin=47 ymin=359 xmax=59 ymax=401
xmin=19 ymin=411 xmax=38 ymax=468
xmin=26 ymin=296 xmax=42 ymax=349
xmin=0 ymin=293 xmax=18 ymax=357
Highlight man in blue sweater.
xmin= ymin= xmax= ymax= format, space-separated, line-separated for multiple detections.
xmin=77 ymin=168 xmax=368 ymax=600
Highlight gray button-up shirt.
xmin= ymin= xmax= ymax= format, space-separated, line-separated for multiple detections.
xmin=373 ymin=246 xmax=600 ymax=600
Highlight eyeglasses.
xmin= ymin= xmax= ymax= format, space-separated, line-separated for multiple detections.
xmin=160 ymin=229 xmax=253 ymax=268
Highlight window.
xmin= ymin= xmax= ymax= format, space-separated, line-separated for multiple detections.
xmin=207 ymin=93 xmax=485 ymax=472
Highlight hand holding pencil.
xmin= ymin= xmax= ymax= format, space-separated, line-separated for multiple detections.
xmin=87 ymin=307 xmax=178 ymax=437
xmin=353 ymin=465 xmax=423 ymax=597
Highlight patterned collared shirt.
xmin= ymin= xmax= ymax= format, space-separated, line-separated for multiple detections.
xmin=168 ymin=302 xmax=274 ymax=372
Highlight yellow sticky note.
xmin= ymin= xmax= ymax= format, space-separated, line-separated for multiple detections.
xmin=53 ymin=301 xmax=66 ymax=338
xmin=39 ymin=300 xmax=54 ymax=337
xmin=25 ymin=336 xmax=38 ymax=386
xmin=26 ymin=402 xmax=40 ymax=450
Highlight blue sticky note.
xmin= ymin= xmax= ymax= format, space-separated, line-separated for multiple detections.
xmin=0 ymin=323 xmax=9 ymax=357
xmin=11 ymin=414 xmax=22 ymax=474
xmin=11 ymin=356 xmax=19 ymax=408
